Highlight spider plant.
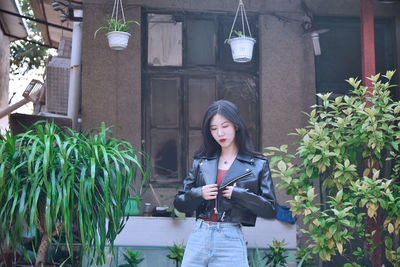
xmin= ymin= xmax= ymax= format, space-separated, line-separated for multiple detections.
xmin=94 ymin=17 xmax=140 ymax=38
xmin=0 ymin=121 xmax=149 ymax=266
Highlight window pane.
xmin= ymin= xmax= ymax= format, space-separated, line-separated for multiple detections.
xmin=187 ymin=20 xmax=216 ymax=65
xmin=188 ymin=130 xmax=202 ymax=167
xmin=315 ymin=18 xmax=361 ymax=94
xmin=315 ymin=17 xmax=394 ymax=94
xmin=150 ymin=77 xmax=180 ymax=128
xmin=188 ymin=78 xmax=216 ymax=128
xmin=219 ymin=73 xmax=258 ymax=149
xmin=151 ymin=129 xmax=180 ymax=182
xmin=148 ymin=14 xmax=182 ymax=66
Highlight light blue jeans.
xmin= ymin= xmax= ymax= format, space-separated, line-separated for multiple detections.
xmin=182 ymin=219 xmax=249 ymax=267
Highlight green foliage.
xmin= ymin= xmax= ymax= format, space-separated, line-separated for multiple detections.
xmin=264 ymin=239 xmax=288 ymax=267
xmin=94 ymin=18 xmax=140 ymax=38
xmin=233 ymin=30 xmax=246 ymax=38
xmin=10 ymin=0 xmax=49 ymax=75
xmin=265 ymin=71 xmax=400 ymax=265
xmin=119 ymin=250 xmax=144 ymax=267
xmin=249 ymin=246 xmax=263 ymax=267
xmin=170 ymin=208 xmax=186 ymax=219
xmin=0 ymin=121 xmax=149 ymax=265
xmin=167 ymin=241 xmax=185 ymax=267
xmin=296 ymin=247 xmax=314 ymax=267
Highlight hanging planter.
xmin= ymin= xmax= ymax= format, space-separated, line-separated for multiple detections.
xmin=106 ymin=31 xmax=131 ymax=50
xmin=94 ymin=0 xmax=139 ymax=50
xmin=226 ymin=0 xmax=256 ymax=63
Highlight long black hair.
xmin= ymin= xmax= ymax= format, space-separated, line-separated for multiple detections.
xmin=194 ymin=100 xmax=261 ymax=158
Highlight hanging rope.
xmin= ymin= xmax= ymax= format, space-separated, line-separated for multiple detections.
xmin=111 ymin=0 xmax=126 ymax=31
xmin=228 ymin=0 xmax=253 ymax=40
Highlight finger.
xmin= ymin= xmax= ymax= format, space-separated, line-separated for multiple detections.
xmin=222 ymin=193 xmax=231 ymax=199
xmin=233 ymin=182 xmax=237 ymax=187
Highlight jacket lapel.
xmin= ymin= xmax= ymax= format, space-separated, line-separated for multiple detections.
xmin=200 ymin=155 xmax=218 ymax=185
xmin=220 ymin=153 xmax=253 ymax=188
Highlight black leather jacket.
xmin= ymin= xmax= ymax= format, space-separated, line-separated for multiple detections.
xmin=174 ymin=153 xmax=277 ymax=226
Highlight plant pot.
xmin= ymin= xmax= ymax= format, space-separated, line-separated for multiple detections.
xmin=106 ymin=31 xmax=131 ymax=50
xmin=228 ymin=37 xmax=256 ymax=63
xmin=124 ymin=197 xmax=142 ymax=216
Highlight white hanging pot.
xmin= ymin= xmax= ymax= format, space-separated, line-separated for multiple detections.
xmin=228 ymin=37 xmax=256 ymax=63
xmin=106 ymin=31 xmax=131 ymax=50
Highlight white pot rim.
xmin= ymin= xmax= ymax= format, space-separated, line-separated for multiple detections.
xmin=106 ymin=31 xmax=131 ymax=37
xmin=228 ymin=36 xmax=256 ymax=44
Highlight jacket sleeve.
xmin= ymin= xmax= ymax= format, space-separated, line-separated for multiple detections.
xmin=173 ymin=159 xmax=204 ymax=213
xmin=231 ymin=159 xmax=277 ymax=218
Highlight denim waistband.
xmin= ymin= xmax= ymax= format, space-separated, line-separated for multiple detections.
xmin=197 ymin=218 xmax=241 ymax=228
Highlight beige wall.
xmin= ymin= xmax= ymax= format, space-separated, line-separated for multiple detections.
xmin=81 ymin=0 xmax=400 ymax=218
xmin=82 ymin=4 xmax=142 ymax=147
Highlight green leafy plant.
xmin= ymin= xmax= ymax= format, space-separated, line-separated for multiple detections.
xmin=10 ymin=0 xmax=49 ymax=75
xmin=296 ymin=248 xmax=314 ymax=267
xmin=265 ymin=71 xmax=400 ymax=265
xmin=224 ymin=30 xmax=248 ymax=44
xmin=94 ymin=18 xmax=140 ymax=38
xmin=0 ymin=121 xmax=149 ymax=266
xmin=264 ymin=239 xmax=288 ymax=267
xmin=249 ymin=246 xmax=263 ymax=267
xmin=233 ymin=30 xmax=246 ymax=38
xmin=167 ymin=241 xmax=185 ymax=267
xmin=119 ymin=250 xmax=144 ymax=267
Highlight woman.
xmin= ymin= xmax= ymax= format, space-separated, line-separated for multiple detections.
xmin=174 ymin=100 xmax=277 ymax=267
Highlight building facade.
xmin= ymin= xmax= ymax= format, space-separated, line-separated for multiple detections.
xmin=80 ymin=0 xmax=400 ymax=254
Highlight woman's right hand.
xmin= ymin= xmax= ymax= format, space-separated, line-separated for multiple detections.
xmin=202 ymin=184 xmax=218 ymax=200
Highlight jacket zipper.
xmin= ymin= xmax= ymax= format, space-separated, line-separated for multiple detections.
xmin=215 ymin=171 xmax=252 ymax=220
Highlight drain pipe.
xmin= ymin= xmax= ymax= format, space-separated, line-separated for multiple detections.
xmin=67 ymin=10 xmax=83 ymax=130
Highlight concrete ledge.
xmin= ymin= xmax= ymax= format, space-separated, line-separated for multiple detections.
xmin=115 ymin=217 xmax=296 ymax=249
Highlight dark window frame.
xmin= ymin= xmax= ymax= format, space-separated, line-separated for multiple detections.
xmin=142 ymin=10 xmax=260 ymax=186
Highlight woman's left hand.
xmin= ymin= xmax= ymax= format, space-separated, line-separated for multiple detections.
xmin=222 ymin=183 xmax=237 ymax=199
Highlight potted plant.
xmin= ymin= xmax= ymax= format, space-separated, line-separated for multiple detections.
xmin=94 ymin=17 xmax=140 ymax=50
xmin=226 ymin=0 xmax=256 ymax=63
xmin=226 ymin=30 xmax=256 ymax=63
xmin=0 ymin=121 xmax=149 ymax=266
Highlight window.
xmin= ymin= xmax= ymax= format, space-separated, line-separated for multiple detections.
xmin=143 ymin=12 xmax=259 ymax=185
xmin=314 ymin=17 xmax=394 ymax=95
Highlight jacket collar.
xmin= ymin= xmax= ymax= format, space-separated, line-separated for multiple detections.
xmin=199 ymin=152 xmax=254 ymax=186
xmin=202 ymin=152 xmax=254 ymax=163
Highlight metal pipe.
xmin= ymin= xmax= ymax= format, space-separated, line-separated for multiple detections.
xmin=0 ymin=98 xmax=30 ymax=119
xmin=67 ymin=20 xmax=83 ymax=130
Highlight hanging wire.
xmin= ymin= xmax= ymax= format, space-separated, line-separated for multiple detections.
xmin=111 ymin=0 xmax=127 ymax=31
xmin=228 ymin=0 xmax=253 ymax=40
xmin=120 ymin=0 xmax=126 ymax=23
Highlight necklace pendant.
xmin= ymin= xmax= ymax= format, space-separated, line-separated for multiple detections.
xmin=224 ymin=160 xmax=228 ymax=164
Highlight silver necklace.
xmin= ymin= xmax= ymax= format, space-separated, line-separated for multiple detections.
xmin=221 ymin=153 xmax=237 ymax=165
